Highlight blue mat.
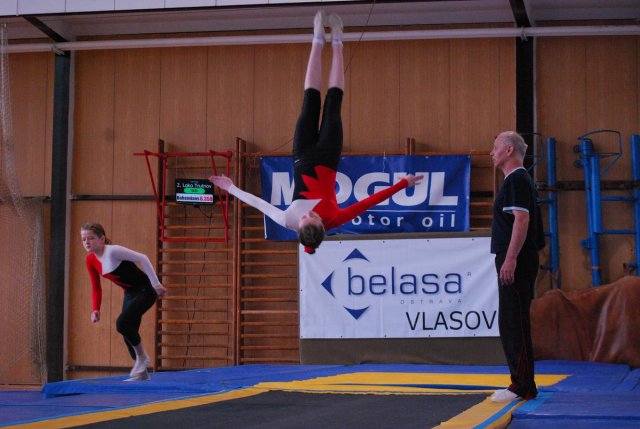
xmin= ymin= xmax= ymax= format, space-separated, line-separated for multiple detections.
xmin=508 ymin=362 xmax=640 ymax=429
xmin=1 ymin=361 xmax=639 ymax=428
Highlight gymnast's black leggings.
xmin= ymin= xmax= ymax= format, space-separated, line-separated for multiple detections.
xmin=292 ymin=88 xmax=344 ymax=199
xmin=116 ymin=285 xmax=157 ymax=360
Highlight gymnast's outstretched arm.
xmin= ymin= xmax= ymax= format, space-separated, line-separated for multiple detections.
xmin=209 ymin=175 xmax=287 ymax=227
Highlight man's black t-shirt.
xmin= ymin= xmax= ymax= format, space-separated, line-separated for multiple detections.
xmin=491 ymin=167 xmax=546 ymax=254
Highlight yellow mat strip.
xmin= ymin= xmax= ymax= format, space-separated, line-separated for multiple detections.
xmin=434 ymin=396 xmax=526 ymax=429
xmin=255 ymin=372 xmax=567 ymax=395
xmin=5 ymin=387 xmax=265 ymax=429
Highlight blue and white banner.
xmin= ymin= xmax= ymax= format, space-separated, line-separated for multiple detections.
xmin=299 ymin=236 xmax=498 ymax=339
xmin=260 ymin=155 xmax=470 ymax=240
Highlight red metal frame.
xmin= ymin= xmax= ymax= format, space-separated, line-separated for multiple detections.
xmin=134 ymin=149 xmax=233 ymax=243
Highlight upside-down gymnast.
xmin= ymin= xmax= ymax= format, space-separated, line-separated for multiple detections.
xmin=209 ymin=10 xmax=423 ymax=254
xmin=81 ymin=222 xmax=167 ymax=381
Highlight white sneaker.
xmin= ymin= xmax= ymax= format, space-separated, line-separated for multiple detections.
xmin=491 ymin=388 xmax=520 ymax=403
xmin=130 ymin=354 xmax=151 ymax=377
xmin=328 ymin=12 xmax=343 ymax=42
xmin=124 ymin=369 xmax=150 ymax=382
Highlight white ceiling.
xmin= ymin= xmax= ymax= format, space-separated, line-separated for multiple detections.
xmin=0 ymin=0 xmax=638 ymax=42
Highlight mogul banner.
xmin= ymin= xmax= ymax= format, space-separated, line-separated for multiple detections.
xmin=299 ymin=236 xmax=499 ymax=339
xmin=259 ymin=155 xmax=470 ymax=240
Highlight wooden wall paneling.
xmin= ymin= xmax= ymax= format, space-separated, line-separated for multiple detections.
xmin=398 ymin=40 xmax=450 ymax=152
xmin=585 ymin=36 xmax=637 ymax=179
xmin=498 ymin=38 xmax=516 ymax=133
xmin=109 ymin=201 xmax=158 ymax=368
xmin=585 ymin=36 xmax=638 ymax=284
xmin=113 ymin=49 xmax=161 ymax=195
xmin=206 ymin=45 xmax=255 ymax=153
xmin=159 ymin=47 xmax=208 ymax=153
xmin=253 ymin=44 xmax=305 ymax=152
xmin=73 ymin=50 xmax=115 ymax=196
xmin=9 ymin=52 xmax=52 ymax=197
xmin=537 ymin=37 xmax=589 ymax=290
xmin=449 ymin=38 xmax=502 ymax=152
xmin=348 ymin=41 xmax=400 ymax=151
xmin=537 ymin=37 xmax=587 ymax=180
xmin=68 ymin=201 xmax=114 ymax=379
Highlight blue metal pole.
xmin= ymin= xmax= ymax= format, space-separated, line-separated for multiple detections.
xmin=547 ymin=137 xmax=560 ymax=288
xmin=632 ymin=134 xmax=640 ymax=274
xmin=580 ymin=138 xmax=601 ymax=286
xmin=590 ymin=153 xmax=602 ymax=286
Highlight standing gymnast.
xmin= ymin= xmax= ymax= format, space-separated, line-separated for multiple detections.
xmin=210 ymin=10 xmax=423 ymax=254
xmin=81 ymin=222 xmax=167 ymax=381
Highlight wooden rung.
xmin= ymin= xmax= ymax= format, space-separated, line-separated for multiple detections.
xmin=241 ymin=310 xmax=298 ymax=315
xmin=240 ymin=358 xmax=299 ymax=363
xmin=470 ymin=215 xmax=493 ymax=220
xmin=160 ymin=260 xmax=233 ymax=266
xmin=163 ymin=225 xmax=228 ymax=231
xmin=240 ymin=285 xmax=298 ymax=292
xmin=160 ymin=295 xmax=231 ymax=301
xmin=241 ymin=322 xmax=298 ymax=327
xmin=241 ymin=238 xmax=274 ymax=243
xmin=163 ymin=213 xmax=223 ymax=220
xmin=241 ymin=345 xmax=299 ymax=351
xmin=158 ymin=319 xmax=232 ymax=324
xmin=161 ymin=236 xmax=229 ymax=241
xmin=241 ymin=262 xmax=296 ymax=267
xmin=164 ymin=283 xmax=231 ymax=288
xmin=241 ymin=334 xmax=297 ymax=339
xmin=240 ymin=250 xmax=296 ymax=255
xmin=241 ymin=298 xmax=297 ymax=303
xmin=241 ymin=226 xmax=265 ymax=232
xmin=160 ymin=342 xmax=230 ymax=348
xmin=160 ymin=272 xmax=229 ymax=277
xmin=240 ymin=273 xmax=297 ymax=279
xmin=158 ymin=330 xmax=230 ymax=335
xmin=160 ymin=248 xmax=232 ymax=253
xmin=470 ymin=201 xmax=494 ymax=207
xmin=158 ymin=355 xmax=232 ymax=361
xmin=166 ymin=163 xmax=225 ymax=170
xmin=158 ymin=307 xmax=230 ymax=313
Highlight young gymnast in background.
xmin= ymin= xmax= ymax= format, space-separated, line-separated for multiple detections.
xmin=81 ymin=222 xmax=167 ymax=381
xmin=210 ymin=11 xmax=422 ymax=254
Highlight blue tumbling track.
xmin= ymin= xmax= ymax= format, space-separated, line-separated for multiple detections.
xmin=0 ymin=360 xmax=638 ymax=428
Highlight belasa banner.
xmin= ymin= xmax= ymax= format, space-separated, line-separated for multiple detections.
xmin=299 ymin=236 xmax=498 ymax=339
xmin=259 ymin=155 xmax=471 ymax=240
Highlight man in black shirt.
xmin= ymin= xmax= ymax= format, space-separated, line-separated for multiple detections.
xmin=490 ymin=131 xmax=545 ymax=403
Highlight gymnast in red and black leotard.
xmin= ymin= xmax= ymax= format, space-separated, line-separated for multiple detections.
xmin=209 ymin=11 xmax=422 ymax=254
xmin=81 ymin=222 xmax=167 ymax=381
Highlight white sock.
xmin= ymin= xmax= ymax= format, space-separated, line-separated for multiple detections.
xmin=329 ymin=13 xmax=343 ymax=45
xmin=313 ymin=10 xmax=326 ymax=45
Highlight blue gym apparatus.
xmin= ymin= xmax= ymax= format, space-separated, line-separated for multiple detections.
xmin=574 ymin=130 xmax=640 ymax=286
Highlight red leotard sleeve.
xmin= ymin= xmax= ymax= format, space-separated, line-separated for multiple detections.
xmin=325 ymin=178 xmax=409 ymax=230
xmin=85 ymin=254 xmax=103 ymax=312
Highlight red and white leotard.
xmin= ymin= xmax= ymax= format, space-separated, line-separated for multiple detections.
xmin=226 ymin=165 xmax=409 ymax=233
xmin=85 ymin=244 xmax=161 ymax=312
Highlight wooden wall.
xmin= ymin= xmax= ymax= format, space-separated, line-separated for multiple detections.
xmin=2 ymin=33 xmax=638 ymax=379
xmin=537 ymin=36 xmax=639 ymax=292
xmin=0 ymin=52 xmax=53 ymax=385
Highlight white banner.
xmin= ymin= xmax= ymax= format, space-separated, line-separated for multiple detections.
xmin=299 ymin=236 xmax=499 ymax=339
